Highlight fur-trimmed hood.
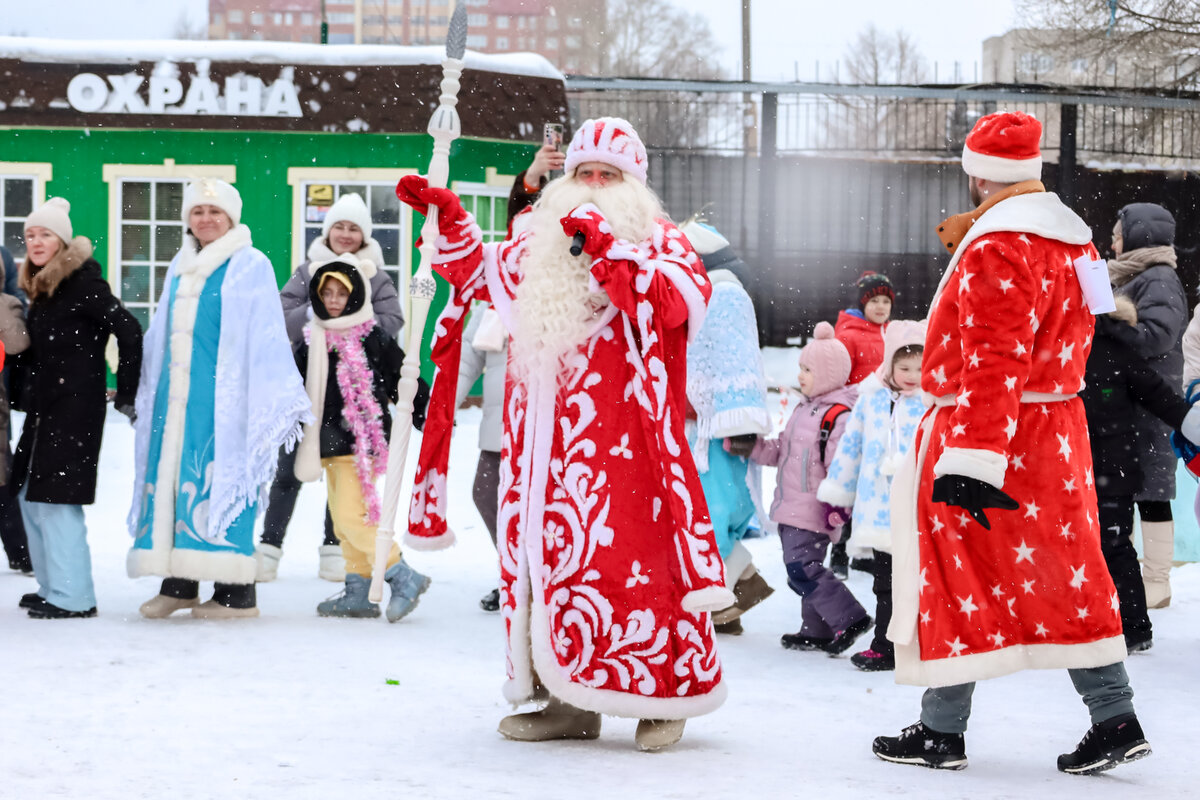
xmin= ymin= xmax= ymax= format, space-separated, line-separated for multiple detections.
xmin=19 ymin=236 xmax=94 ymax=302
xmin=1108 ymin=294 xmax=1139 ymax=326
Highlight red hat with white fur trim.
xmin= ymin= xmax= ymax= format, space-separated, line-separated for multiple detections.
xmin=961 ymin=111 xmax=1043 ymax=183
xmin=564 ymin=117 xmax=649 ymax=185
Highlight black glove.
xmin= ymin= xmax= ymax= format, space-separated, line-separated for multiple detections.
xmin=115 ymin=403 xmax=137 ymax=424
xmin=930 ymin=474 xmax=1018 ymax=531
xmin=725 ymin=434 xmax=758 ymax=458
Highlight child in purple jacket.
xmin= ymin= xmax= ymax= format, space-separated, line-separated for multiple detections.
xmin=751 ymin=322 xmax=872 ymax=654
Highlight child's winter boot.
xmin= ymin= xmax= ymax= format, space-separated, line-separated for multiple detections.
xmin=384 ymin=560 xmax=431 ymax=622
xmin=317 ymin=573 xmax=380 ymax=618
xmin=255 ymin=544 xmax=282 ymax=582
xmin=498 ymin=695 xmax=601 ymax=742
xmin=635 ymin=719 xmax=686 ymax=751
xmin=318 ymin=544 xmax=345 ymax=582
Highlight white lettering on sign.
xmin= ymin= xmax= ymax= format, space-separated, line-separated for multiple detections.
xmin=65 ymin=66 xmax=303 ymax=118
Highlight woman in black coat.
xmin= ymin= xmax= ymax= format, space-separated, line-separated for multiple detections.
xmin=10 ymin=197 xmax=142 ymax=619
xmin=1081 ymin=296 xmax=1200 ymax=652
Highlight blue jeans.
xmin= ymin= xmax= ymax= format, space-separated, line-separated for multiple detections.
xmin=19 ymin=485 xmax=95 ymax=612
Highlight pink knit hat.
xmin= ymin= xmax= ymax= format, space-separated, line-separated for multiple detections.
xmin=564 ymin=117 xmax=649 ymax=185
xmin=799 ymin=321 xmax=851 ymax=397
xmin=877 ymin=318 xmax=927 ymax=387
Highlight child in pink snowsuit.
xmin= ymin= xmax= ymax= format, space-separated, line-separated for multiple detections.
xmin=751 ymin=322 xmax=871 ymax=654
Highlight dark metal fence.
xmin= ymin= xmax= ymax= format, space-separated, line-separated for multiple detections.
xmin=566 ymin=78 xmax=1200 ymax=344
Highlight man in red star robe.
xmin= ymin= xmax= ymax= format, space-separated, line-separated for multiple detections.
xmin=873 ymin=111 xmax=1152 ymax=775
xmin=396 ymin=118 xmax=732 ymax=752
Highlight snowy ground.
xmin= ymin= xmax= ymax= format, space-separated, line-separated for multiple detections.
xmin=2 ymin=404 xmax=1197 ymax=799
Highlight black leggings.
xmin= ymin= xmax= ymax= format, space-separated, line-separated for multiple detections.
xmin=261 ymin=444 xmax=337 ymax=548
xmin=1137 ymin=500 xmax=1173 ymax=523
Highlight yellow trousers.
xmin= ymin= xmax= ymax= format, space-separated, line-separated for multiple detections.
xmin=323 ymin=456 xmax=400 ymax=578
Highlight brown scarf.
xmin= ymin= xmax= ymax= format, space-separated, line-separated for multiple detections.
xmin=1108 ymin=246 xmax=1178 ymax=288
xmin=935 ymin=180 xmax=1046 ymax=256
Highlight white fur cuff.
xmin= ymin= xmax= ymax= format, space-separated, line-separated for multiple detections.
xmin=816 ymin=481 xmax=856 ymax=508
xmin=403 ymin=530 xmax=456 ymax=552
xmin=933 ymin=447 xmax=1008 ymax=489
xmin=681 ymin=586 xmax=736 ymax=614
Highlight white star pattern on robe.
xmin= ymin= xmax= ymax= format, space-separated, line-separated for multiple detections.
xmin=931 ymin=517 xmax=944 ymax=534
xmin=1110 ymin=592 xmax=1120 ymax=613
xmin=918 ymin=567 xmax=929 ymax=592
xmin=953 ymin=554 xmax=964 ymax=571
xmin=957 ymin=512 xmax=972 ymax=528
xmin=1069 ymin=565 xmax=1088 ymax=589
xmin=1084 ymin=333 xmax=1092 ymax=349
xmin=998 ymin=277 xmax=1014 ymax=293
xmin=1076 ymin=606 xmax=1090 ymax=620
xmin=964 ymin=314 xmax=975 ymax=327
xmin=1059 ymin=522 xmax=1073 ymax=539
xmin=1029 ymin=308 xmax=1040 ymax=332
xmin=968 ymin=351 xmax=981 ymax=368
xmin=947 ymin=637 xmax=967 ymax=656
xmin=958 ymin=595 xmax=979 ymax=619
xmin=940 ymin=333 xmax=951 ymax=349
xmin=1041 ymin=276 xmax=1052 ymax=292
xmin=1085 ymin=468 xmax=1094 ymax=488
xmin=1004 ymin=375 xmax=1018 ymax=391
xmin=1014 ymin=540 xmax=1035 ymax=564
xmin=920 ymin=610 xmax=932 ymax=624
xmin=1035 ymin=622 xmax=1049 ymax=637
xmin=1024 ymin=501 xmax=1040 ymax=520
xmin=990 ymin=631 xmax=1006 ymax=647
xmin=1057 ymin=434 xmax=1072 ymax=459
xmin=1007 ymin=597 xmax=1017 ymax=616
xmin=1057 ymin=342 xmax=1075 ymax=367
xmin=957 ymin=390 xmax=971 ymax=408
xmin=1063 ymin=478 xmax=1076 ymax=494
xmin=1011 ymin=453 xmax=1026 ymax=471
xmin=1062 ymin=298 xmax=1071 ymax=313
xmin=1014 ymin=341 xmax=1028 ymax=356
xmin=1004 ymin=416 xmax=1017 ymax=439
xmin=960 ymin=272 xmax=974 ymax=292
xmin=991 ymin=584 xmax=1005 ymax=598
xmin=932 ymin=365 xmax=947 ymax=385
xmin=951 ymin=423 xmax=966 ymax=437
xmin=1022 ymin=578 xmax=1036 ymax=594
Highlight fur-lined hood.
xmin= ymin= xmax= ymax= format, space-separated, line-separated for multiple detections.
xmin=19 ymin=236 xmax=94 ymax=302
xmin=1108 ymin=294 xmax=1139 ymax=327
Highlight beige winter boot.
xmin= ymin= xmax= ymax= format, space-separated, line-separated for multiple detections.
xmin=255 ymin=544 xmax=282 ymax=583
xmin=192 ymin=600 xmax=260 ymax=619
xmin=139 ymin=594 xmax=199 ymax=619
xmin=1141 ymin=520 xmax=1174 ymax=609
xmin=713 ymin=565 xmax=774 ymax=625
xmin=498 ymin=695 xmax=601 ymax=742
xmin=635 ymin=718 xmax=686 ymax=751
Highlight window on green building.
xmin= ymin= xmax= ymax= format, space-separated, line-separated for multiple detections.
xmin=453 ymin=182 xmax=511 ymax=244
xmin=0 ymin=176 xmax=36 ymax=260
xmin=302 ymin=181 xmax=409 ymax=294
xmin=116 ymin=179 xmax=184 ymax=328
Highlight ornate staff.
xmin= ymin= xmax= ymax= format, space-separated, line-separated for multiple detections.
xmin=369 ymin=5 xmax=467 ymax=603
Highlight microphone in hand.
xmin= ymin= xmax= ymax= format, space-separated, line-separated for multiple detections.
xmin=570 ymin=231 xmax=586 ymax=256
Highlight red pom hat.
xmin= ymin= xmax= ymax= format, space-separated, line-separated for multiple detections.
xmin=961 ymin=111 xmax=1043 ymax=183
xmin=564 ymin=117 xmax=649 ymax=185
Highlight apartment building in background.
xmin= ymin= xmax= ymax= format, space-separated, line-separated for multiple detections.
xmin=207 ymin=0 xmax=605 ymax=72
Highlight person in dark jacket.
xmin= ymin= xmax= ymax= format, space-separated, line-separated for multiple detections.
xmin=1082 ymin=296 xmax=1200 ymax=651
xmin=10 ymin=198 xmax=142 ymax=619
xmin=1108 ymin=202 xmax=1188 ymax=609
xmin=506 ymin=142 xmax=564 ymax=233
xmin=0 ymin=244 xmax=31 ymax=573
xmin=293 ymin=254 xmax=429 ymax=622
xmin=259 ymin=192 xmax=405 ymax=583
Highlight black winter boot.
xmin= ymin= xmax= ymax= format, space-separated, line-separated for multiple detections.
xmin=780 ymin=631 xmax=832 ymax=651
xmin=1057 ymin=713 xmax=1151 ymax=775
xmin=873 ymin=721 xmax=967 ymax=770
xmin=821 ymin=614 xmax=873 ymax=655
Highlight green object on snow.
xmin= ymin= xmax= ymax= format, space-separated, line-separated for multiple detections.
xmin=386 ymin=679 xmax=400 ymax=686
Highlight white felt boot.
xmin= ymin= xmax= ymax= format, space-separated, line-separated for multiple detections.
xmin=1141 ymin=520 xmax=1173 ymax=609
xmin=318 ymin=545 xmax=345 ymax=582
xmin=255 ymin=544 xmax=282 ymax=583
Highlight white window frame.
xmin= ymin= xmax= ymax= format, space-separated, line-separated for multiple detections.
xmin=0 ymin=162 xmax=52 ymax=260
xmin=102 ymin=160 xmax=236 ymax=326
xmin=287 ymin=166 xmax=418 ymax=321
xmin=452 ymin=169 xmax=518 ymax=245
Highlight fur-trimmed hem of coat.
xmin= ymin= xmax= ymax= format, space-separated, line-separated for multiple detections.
xmin=894 ymin=634 xmax=1128 ymax=688
xmin=127 ymin=545 xmax=257 ymax=584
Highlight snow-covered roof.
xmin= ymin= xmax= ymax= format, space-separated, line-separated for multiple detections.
xmin=0 ymin=36 xmax=564 ymax=82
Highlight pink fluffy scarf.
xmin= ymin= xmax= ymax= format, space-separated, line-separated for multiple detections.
xmin=325 ymin=320 xmax=388 ymax=524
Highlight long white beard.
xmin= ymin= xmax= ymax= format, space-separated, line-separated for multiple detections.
xmin=511 ymin=175 xmax=665 ymax=383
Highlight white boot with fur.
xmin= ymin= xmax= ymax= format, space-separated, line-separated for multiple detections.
xmin=318 ymin=544 xmax=345 ymax=582
xmin=635 ymin=719 xmax=686 ymax=751
xmin=255 ymin=544 xmax=282 ymax=583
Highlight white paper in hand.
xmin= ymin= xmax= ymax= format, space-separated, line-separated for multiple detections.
xmin=1073 ymin=255 xmax=1117 ymax=315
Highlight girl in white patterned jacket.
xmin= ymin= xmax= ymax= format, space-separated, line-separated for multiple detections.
xmin=817 ymin=320 xmax=926 ymax=671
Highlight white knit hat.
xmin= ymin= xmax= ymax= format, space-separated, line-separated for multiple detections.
xmin=564 ymin=117 xmax=649 ymax=185
xmin=24 ymin=197 xmax=73 ymax=243
xmin=182 ymin=178 xmax=242 ymax=226
xmin=321 ymin=192 xmax=373 ymax=239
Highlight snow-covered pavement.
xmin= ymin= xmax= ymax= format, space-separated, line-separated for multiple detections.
xmin=1 ymin=408 xmax=1195 ymax=799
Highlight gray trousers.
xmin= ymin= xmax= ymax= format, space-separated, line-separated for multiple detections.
xmin=921 ymin=662 xmax=1135 ymax=734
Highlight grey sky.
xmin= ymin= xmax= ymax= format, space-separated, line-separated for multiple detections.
xmin=1 ymin=0 xmax=1018 ymax=82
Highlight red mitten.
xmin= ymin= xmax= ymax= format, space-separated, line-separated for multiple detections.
xmin=395 ymin=174 xmax=431 ymax=213
xmin=396 ymin=176 xmax=471 ymax=244
xmin=560 ymin=202 xmax=615 ymax=258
